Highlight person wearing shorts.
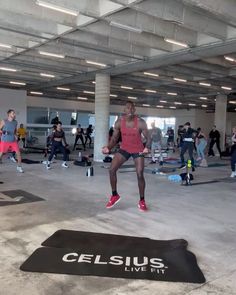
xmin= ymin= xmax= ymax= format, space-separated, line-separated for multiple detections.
xmin=0 ymin=110 xmax=23 ymax=173
xmin=102 ymin=101 xmax=151 ymax=211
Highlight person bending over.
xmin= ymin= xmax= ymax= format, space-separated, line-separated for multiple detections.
xmin=47 ymin=122 xmax=69 ymax=170
xmin=102 ymin=101 xmax=150 ymax=211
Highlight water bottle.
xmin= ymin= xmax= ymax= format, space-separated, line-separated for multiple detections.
xmin=78 ymin=152 xmax=82 ymax=162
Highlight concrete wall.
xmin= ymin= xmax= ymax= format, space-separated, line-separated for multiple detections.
xmin=0 ymin=88 xmax=27 ymax=126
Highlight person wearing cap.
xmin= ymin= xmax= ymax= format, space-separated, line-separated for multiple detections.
xmin=179 ymin=122 xmax=197 ymax=171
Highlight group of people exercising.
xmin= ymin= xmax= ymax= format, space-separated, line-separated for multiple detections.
xmin=1 ymin=103 xmax=236 ymax=211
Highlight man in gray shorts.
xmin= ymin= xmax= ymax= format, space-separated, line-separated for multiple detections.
xmin=149 ymin=122 xmax=162 ymax=163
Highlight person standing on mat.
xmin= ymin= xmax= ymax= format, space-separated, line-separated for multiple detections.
xmin=73 ymin=124 xmax=85 ymax=151
xmin=149 ymin=122 xmax=162 ymax=164
xmin=85 ymin=124 xmax=93 ymax=148
xmin=179 ymin=122 xmax=196 ymax=171
xmin=0 ymin=109 xmax=24 ymax=173
xmin=208 ymin=125 xmax=222 ymax=157
xmin=102 ymin=101 xmax=150 ymax=211
xmin=230 ymin=126 xmax=236 ymax=178
xmin=196 ymin=127 xmax=208 ymax=167
xmin=17 ymin=123 xmax=27 ymax=148
xmin=47 ymin=121 xmax=69 ymax=170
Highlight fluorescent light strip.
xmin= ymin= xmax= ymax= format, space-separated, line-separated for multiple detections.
xmin=10 ymin=81 xmax=26 ymax=85
xmin=128 ymin=96 xmax=137 ymax=100
xmin=86 ymin=60 xmax=106 ymax=67
xmin=164 ymin=38 xmax=188 ymax=48
xmin=160 ymin=100 xmax=167 ymax=103
xmin=142 ymin=104 xmax=150 ymax=107
xmin=36 ymin=0 xmax=78 ymax=16
xmin=174 ymin=102 xmax=182 ymax=105
xmin=224 ymin=56 xmax=235 ymax=62
xmin=145 ymin=89 xmax=156 ymax=93
xmin=30 ymin=91 xmax=43 ymax=95
xmin=156 ymin=105 xmax=164 ymax=108
xmin=110 ymin=94 xmax=118 ymax=97
xmin=188 ymin=103 xmax=196 ymax=106
xmin=201 ymin=105 xmax=207 ymax=108
xmin=169 ymin=106 xmax=176 ymax=109
xmin=92 ymin=81 xmax=96 ymax=84
xmin=57 ymin=87 xmax=70 ymax=91
xmin=0 ymin=43 xmax=12 ymax=49
xmin=229 ymin=101 xmax=236 ymax=104
xmin=110 ymin=21 xmax=142 ymax=33
xmin=200 ymin=97 xmax=208 ymax=100
xmin=39 ymin=51 xmax=65 ymax=59
xmin=0 ymin=67 xmax=17 ymax=72
xmin=121 ymin=86 xmax=133 ymax=90
xmin=83 ymin=91 xmax=95 ymax=94
xmin=77 ymin=97 xmax=88 ymax=100
xmin=199 ymin=82 xmax=211 ymax=87
xmin=143 ymin=72 xmax=159 ymax=77
xmin=167 ymin=92 xmax=177 ymax=96
xmin=221 ymin=86 xmax=232 ymax=90
xmin=173 ymin=77 xmax=187 ymax=82
xmin=40 ymin=73 xmax=55 ymax=78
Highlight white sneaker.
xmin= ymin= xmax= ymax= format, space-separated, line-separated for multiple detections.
xmin=46 ymin=162 xmax=51 ymax=170
xmin=230 ymin=172 xmax=236 ymax=178
xmin=17 ymin=166 xmax=24 ymax=173
xmin=62 ymin=162 xmax=68 ymax=168
xmin=10 ymin=156 xmax=17 ymax=163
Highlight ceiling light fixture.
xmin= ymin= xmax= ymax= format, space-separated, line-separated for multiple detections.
xmin=145 ymin=89 xmax=156 ymax=93
xmin=40 ymin=73 xmax=55 ymax=78
xmin=10 ymin=81 xmax=26 ymax=85
xmin=83 ymin=91 xmax=95 ymax=94
xmin=128 ymin=96 xmax=137 ymax=100
xmin=174 ymin=102 xmax=182 ymax=105
xmin=110 ymin=94 xmax=118 ymax=97
xmin=36 ymin=0 xmax=78 ymax=16
xmin=0 ymin=67 xmax=17 ymax=72
xmin=39 ymin=51 xmax=65 ymax=58
xmin=143 ymin=72 xmax=159 ymax=77
xmin=199 ymin=82 xmax=211 ymax=87
xmin=160 ymin=100 xmax=167 ymax=103
xmin=57 ymin=87 xmax=70 ymax=91
xmin=200 ymin=97 xmax=208 ymax=100
xmin=86 ymin=60 xmax=107 ymax=67
xmin=188 ymin=103 xmax=196 ymax=106
xmin=77 ymin=97 xmax=88 ymax=100
xmin=121 ymin=86 xmax=133 ymax=90
xmin=0 ymin=43 xmax=12 ymax=49
xmin=201 ymin=105 xmax=207 ymax=108
xmin=164 ymin=38 xmax=188 ymax=48
xmin=110 ymin=21 xmax=142 ymax=33
xmin=142 ymin=104 xmax=150 ymax=107
xmin=92 ymin=81 xmax=96 ymax=84
xmin=169 ymin=106 xmax=176 ymax=109
xmin=221 ymin=86 xmax=232 ymax=91
xmin=156 ymin=105 xmax=164 ymax=108
xmin=224 ymin=56 xmax=235 ymax=62
xmin=30 ymin=91 xmax=43 ymax=95
xmin=173 ymin=77 xmax=187 ymax=82
xmin=167 ymin=92 xmax=177 ymax=96
xmin=229 ymin=101 xmax=236 ymax=104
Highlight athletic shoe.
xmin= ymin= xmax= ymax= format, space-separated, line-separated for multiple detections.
xmin=16 ymin=166 xmax=24 ymax=173
xmin=106 ymin=195 xmax=121 ymax=209
xmin=10 ymin=156 xmax=17 ymax=163
xmin=138 ymin=199 xmax=148 ymax=211
xmin=150 ymin=160 xmax=156 ymax=164
xmin=196 ymin=157 xmax=202 ymax=161
xmin=230 ymin=172 xmax=236 ymax=178
xmin=192 ymin=167 xmax=195 ymax=172
xmin=62 ymin=162 xmax=68 ymax=168
xmin=179 ymin=165 xmax=186 ymax=170
xmin=46 ymin=163 xmax=51 ymax=170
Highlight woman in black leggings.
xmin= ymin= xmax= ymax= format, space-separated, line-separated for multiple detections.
xmin=230 ymin=127 xmax=236 ymax=178
xmin=47 ymin=122 xmax=68 ymax=170
xmin=85 ymin=124 xmax=93 ymax=148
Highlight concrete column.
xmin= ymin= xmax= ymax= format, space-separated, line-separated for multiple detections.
xmin=94 ymin=73 xmax=110 ymax=162
xmin=215 ymin=94 xmax=227 ymax=150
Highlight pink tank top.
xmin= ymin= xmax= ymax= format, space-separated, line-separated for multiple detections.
xmin=120 ymin=115 xmax=144 ymax=153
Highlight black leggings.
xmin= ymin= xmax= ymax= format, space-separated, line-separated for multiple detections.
xmin=85 ymin=135 xmax=92 ymax=146
xmin=180 ymin=142 xmax=194 ymax=167
xmin=208 ymin=139 xmax=221 ymax=156
xmin=231 ymin=145 xmax=236 ymax=172
xmin=73 ymin=135 xmax=85 ymax=150
xmin=48 ymin=141 xmax=67 ymax=162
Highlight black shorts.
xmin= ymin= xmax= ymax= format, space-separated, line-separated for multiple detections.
xmin=118 ymin=149 xmax=144 ymax=160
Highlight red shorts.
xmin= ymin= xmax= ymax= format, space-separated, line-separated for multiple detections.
xmin=0 ymin=141 xmax=20 ymax=153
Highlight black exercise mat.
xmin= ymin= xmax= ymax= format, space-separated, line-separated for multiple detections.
xmin=0 ymin=190 xmax=44 ymax=206
xmin=22 ymin=159 xmax=42 ymax=164
xmin=206 ymin=163 xmax=228 ymax=168
xmin=189 ymin=180 xmax=219 ymax=186
xmin=20 ymin=230 xmax=205 ymax=283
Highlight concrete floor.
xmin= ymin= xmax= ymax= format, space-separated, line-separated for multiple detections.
xmin=0 ymin=152 xmax=236 ymax=295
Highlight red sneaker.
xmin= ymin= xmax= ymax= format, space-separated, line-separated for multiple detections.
xmin=138 ymin=199 xmax=148 ymax=211
xmin=106 ymin=195 xmax=121 ymax=209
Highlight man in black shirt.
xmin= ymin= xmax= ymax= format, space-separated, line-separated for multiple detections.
xmin=179 ymin=122 xmax=197 ymax=171
xmin=208 ymin=125 xmax=221 ymax=157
